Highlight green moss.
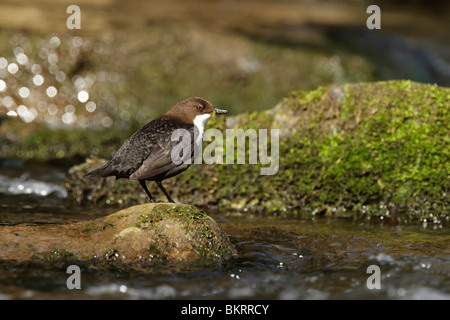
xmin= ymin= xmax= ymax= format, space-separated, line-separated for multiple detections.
xmin=131 ymin=204 xmax=233 ymax=261
xmin=167 ymin=205 xmax=213 ymax=239
xmin=280 ymin=81 xmax=449 ymax=222
xmin=136 ymin=210 xmax=164 ymax=226
xmin=41 ymin=249 xmax=78 ymax=264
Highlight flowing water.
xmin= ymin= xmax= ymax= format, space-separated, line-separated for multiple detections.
xmin=0 ymin=163 xmax=448 ymax=300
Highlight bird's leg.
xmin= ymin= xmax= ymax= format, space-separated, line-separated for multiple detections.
xmin=139 ymin=180 xmax=156 ymax=203
xmin=156 ymin=181 xmax=175 ymax=203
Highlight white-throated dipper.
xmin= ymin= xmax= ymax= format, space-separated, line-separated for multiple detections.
xmin=86 ymin=97 xmax=228 ymax=203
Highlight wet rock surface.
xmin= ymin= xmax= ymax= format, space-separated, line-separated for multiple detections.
xmin=0 ymin=203 xmax=235 ymax=269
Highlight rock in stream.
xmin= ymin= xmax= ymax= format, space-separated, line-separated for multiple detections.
xmin=0 ymin=203 xmax=235 ymax=269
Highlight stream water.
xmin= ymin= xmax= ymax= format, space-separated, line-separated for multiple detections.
xmin=0 ymin=163 xmax=448 ymax=300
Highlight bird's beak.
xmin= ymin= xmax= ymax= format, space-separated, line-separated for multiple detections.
xmin=212 ymin=108 xmax=228 ymax=116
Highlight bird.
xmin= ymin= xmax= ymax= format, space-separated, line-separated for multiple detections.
xmin=85 ymin=97 xmax=228 ymax=203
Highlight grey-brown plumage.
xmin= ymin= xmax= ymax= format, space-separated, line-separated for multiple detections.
xmin=86 ymin=97 xmax=227 ymax=203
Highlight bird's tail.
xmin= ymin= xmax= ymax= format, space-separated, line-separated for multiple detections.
xmin=85 ymin=162 xmax=115 ymax=178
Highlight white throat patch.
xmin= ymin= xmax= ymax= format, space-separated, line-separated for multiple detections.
xmin=193 ymin=113 xmax=211 ymax=145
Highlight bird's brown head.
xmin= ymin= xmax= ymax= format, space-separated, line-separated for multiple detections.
xmin=167 ymin=97 xmax=228 ymax=124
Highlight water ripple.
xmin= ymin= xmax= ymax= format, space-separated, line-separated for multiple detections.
xmin=0 ymin=174 xmax=67 ymax=198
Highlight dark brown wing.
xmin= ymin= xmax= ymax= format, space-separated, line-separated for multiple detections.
xmin=87 ymin=116 xmax=194 ymax=179
xmin=129 ymin=122 xmax=196 ymax=181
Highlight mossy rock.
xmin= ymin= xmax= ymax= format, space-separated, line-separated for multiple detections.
xmin=67 ymin=80 xmax=449 ymax=224
xmin=0 ymin=203 xmax=235 ymax=269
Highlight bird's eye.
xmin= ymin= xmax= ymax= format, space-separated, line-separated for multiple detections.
xmin=196 ymin=105 xmax=203 ymax=110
